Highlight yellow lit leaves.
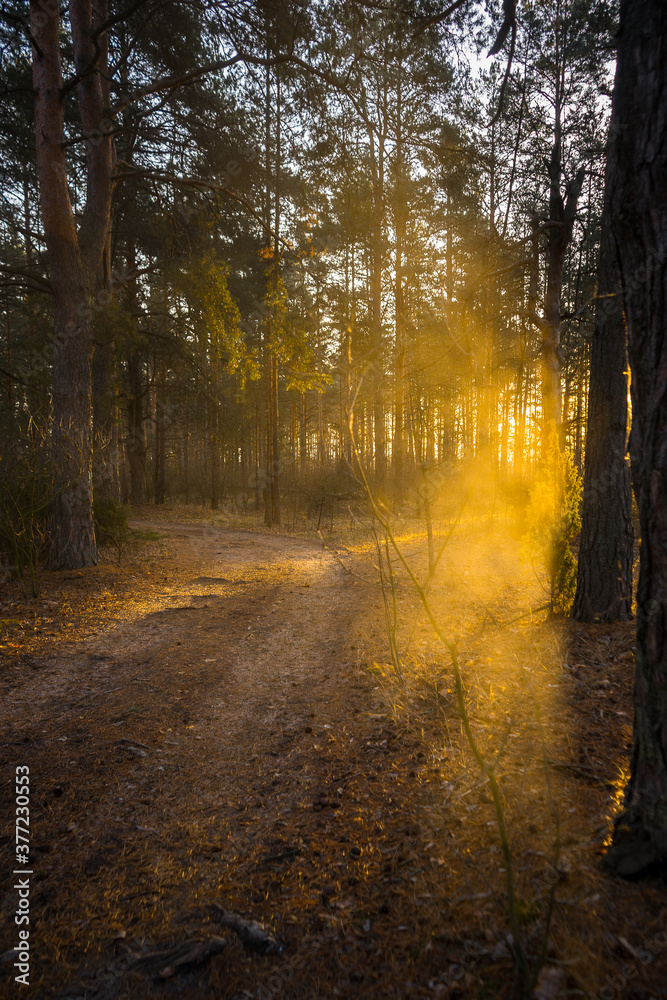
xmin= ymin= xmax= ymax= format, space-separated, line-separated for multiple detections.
xmin=190 ymin=253 xmax=259 ymax=386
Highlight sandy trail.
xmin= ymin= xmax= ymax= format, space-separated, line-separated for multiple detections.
xmin=2 ymin=524 xmax=364 ymax=742
xmin=0 ymin=524 xmax=407 ymax=998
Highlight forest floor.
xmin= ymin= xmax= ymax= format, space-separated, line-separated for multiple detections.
xmin=0 ymin=503 xmax=665 ymax=1000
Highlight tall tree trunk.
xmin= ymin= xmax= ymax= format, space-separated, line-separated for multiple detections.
xmin=22 ymin=182 xmax=40 ymax=418
xmin=152 ymin=357 xmax=166 ymax=505
xmin=605 ymin=0 xmax=667 ymax=877
xmin=126 ymin=346 xmax=147 ymax=504
xmin=254 ymin=398 xmax=261 ymax=510
xmin=500 ymin=385 xmax=509 ymax=479
xmin=271 ymin=73 xmax=281 ymax=526
xmin=92 ymin=335 xmax=120 ymax=503
xmin=5 ymin=307 xmax=11 ymax=412
xmin=371 ymin=261 xmax=385 ymax=487
xmin=572 ymin=203 xmax=633 ymax=623
xmin=264 ymin=343 xmax=273 ymax=527
xmin=262 ymin=34 xmax=281 ymax=526
xmin=542 ymin=127 xmax=585 ymax=437
xmin=181 ymin=401 xmax=189 ymax=503
xmin=31 ymin=0 xmax=112 ymax=569
xmin=393 ymin=61 xmax=406 ymax=495
xmin=271 ymin=350 xmax=280 ymax=524
xmin=317 ymin=388 xmax=324 ymax=467
xmin=299 ymin=391 xmax=307 ymax=475
xmin=209 ymin=379 xmax=220 ymax=512
xmin=367 ymin=122 xmax=386 ymax=488
xmin=124 ymin=244 xmax=147 ymax=504
xmin=92 ymin=243 xmax=120 ymax=504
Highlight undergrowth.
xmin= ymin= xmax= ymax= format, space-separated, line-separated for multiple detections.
xmin=94 ymin=497 xmax=161 ymax=562
xmin=522 ymin=424 xmax=582 ymax=615
xmin=0 ymin=421 xmax=52 ymax=597
xmin=352 ymin=416 xmax=563 ymax=998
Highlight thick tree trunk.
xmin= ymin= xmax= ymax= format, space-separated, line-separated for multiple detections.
xmin=605 ymin=0 xmax=667 ymax=877
xmin=31 ymin=0 xmax=112 ymax=569
xmin=32 ymin=1 xmax=96 ymax=568
xmin=48 ymin=298 xmax=97 ymax=568
xmin=572 ymin=206 xmax=633 ymax=622
xmin=181 ymin=403 xmax=189 ymax=503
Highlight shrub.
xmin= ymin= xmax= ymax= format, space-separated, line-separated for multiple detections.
xmin=93 ymin=496 xmax=134 ymax=562
xmin=93 ymin=497 xmax=160 ymax=562
xmin=0 ymin=426 xmax=52 ymax=597
xmin=522 ymin=425 xmax=582 ymax=615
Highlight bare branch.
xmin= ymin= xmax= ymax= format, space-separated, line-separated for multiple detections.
xmin=0 ymin=264 xmax=51 ymax=291
xmin=489 ymin=0 xmax=516 ymax=56
xmin=412 ymin=0 xmax=469 ymax=40
xmin=489 ymin=17 xmax=517 ymax=126
xmin=519 ymin=308 xmax=550 ymax=332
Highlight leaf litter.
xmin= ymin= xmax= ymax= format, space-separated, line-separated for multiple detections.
xmin=0 ymin=504 xmax=664 ymax=999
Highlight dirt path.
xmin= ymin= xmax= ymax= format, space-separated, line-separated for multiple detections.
xmin=1 ymin=519 xmax=666 ymax=1000
xmin=0 ymin=523 xmax=443 ymax=1000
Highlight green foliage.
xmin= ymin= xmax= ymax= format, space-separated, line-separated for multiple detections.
xmin=522 ymin=425 xmax=582 ymax=615
xmin=188 ymin=252 xmax=259 ymax=385
xmin=94 ymin=497 xmax=132 ymax=562
xmin=0 ymin=425 xmax=52 ymax=597
xmin=264 ymin=261 xmax=290 ymax=360
xmin=94 ymin=498 xmax=161 ymax=563
xmin=264 ymin=260 xmax=333 ymax=394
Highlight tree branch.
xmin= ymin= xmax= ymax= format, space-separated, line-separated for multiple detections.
xmin=489 ymin=0 xmax=516 ymax=56
xmin=489 ymin=3 xmax=517 ymax=126
xmin=519 ymin=308 xmax=550 ymax=332
xmin=0 ymin=264 xmax=51 ymax=291
xmin=111 ymin=166 xmax=314 ymax=274
xmin=412 ymin=0 xmax=469 ymax=39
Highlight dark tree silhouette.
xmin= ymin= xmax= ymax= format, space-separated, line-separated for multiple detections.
xmin=572 ymin=196 xmax=633 ymax=623
xmin=605 ymin=0 xmax=667 ymax=876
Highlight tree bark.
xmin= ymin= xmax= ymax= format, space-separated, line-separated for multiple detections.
xmin=92 ymin=243 xmax=120 ymax=504
xmin=542 ymin=131 xmax=585 ymax=436
xmin=572 ymin=204 xmax=633 ymax=622
xmin=271 ymin=350 xmax=280 ymax=524
xmin=366 ymin=117 xmax=386 ymax=488
xmin=31 ymin=0 xmax=112 ymax=569
xmin=92 ymin=333 xmax=120 ymax=503
xmin=605 ymin=0 xmax=667 ymax=877
xmin=263 ymin=345 xmax=273 ymax=526
xmin=152 ymin=356 xmax=166 ymax=505
xmin=126 ymin=345 xmax=147 ymax=504
xmin=299 ymin=391 xmax=307 ymax=475
xmin=392 ymin=64 xmax=406 ymax=495
xmin=124 ymin=250 xmax=147 ymax=504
